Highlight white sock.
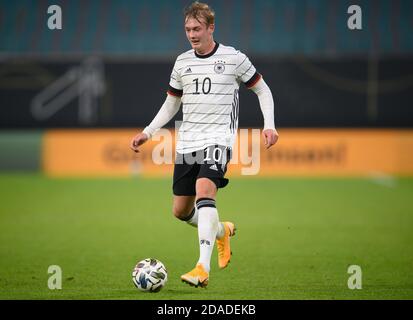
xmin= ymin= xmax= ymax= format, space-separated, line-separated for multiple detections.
xmin=196 ymin=198 xmax=219 ymax=272
xmin=186 ymin=207 xmax=225 ymax=239
xmin=216 ymin=222 xmax=225 ymax=239
xmin=186 ymin=208 xmax=198 ymax=228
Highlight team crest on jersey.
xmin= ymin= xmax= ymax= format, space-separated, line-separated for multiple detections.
xmin=214 ymin=60 xmax=225 ymax=74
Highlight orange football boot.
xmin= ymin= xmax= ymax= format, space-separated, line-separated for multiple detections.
xmin=216 ymin=222 xmax=236 ymax=269
xmin=181 ymin=263 xmax=209 ymax=288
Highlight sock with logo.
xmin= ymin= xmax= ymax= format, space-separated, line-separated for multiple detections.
xmin=196 ymin=198 xmax=219 ymax=272
xmin=185 ymin=207 xmax=225 ymax=239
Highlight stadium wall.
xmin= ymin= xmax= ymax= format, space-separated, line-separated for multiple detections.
xmin=1 ymin=57 xmax=412 ymax=129
xmin=0 ymin=131 xmax=42 ymax=171
xmin=40 ymin=129 xmax=413 ymax=177
xmin=1 ymin=129 xmax=412 ymax=177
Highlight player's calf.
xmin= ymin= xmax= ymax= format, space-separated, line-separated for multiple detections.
xmin=172 ymin=195 xmax=196 ymax=220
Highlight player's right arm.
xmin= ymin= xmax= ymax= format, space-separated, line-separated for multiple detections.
xmin=130 ymin=93 xmax=182 ymax=153
xmin=130 ymin=60 xmax=183 ymax=153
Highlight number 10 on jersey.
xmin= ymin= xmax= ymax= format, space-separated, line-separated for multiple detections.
xmin=193 ymin=77 xmax=211 ymax=95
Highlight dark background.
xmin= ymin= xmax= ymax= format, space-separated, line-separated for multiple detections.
xmin=0 ymin=0 xmax=412 ymax=128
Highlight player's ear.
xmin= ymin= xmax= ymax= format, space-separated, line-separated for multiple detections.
xmin=208 ymin=23 xmax=215 ymax=34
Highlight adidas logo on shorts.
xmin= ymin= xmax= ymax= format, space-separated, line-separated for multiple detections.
xmin=209 ymin=164 xmax=218 ymax=171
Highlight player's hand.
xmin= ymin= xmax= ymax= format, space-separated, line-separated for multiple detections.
xmin=130 ymin=132 xmax=149 ymax=153
xmin=262 ymin=129 xmax=279 ymax=149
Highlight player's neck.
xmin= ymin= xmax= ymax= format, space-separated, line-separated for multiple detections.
xmin=195 ymin=39 xmax=218 ymax=58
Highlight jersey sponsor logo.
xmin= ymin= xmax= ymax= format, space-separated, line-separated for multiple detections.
xmin=185 ymin=67 xmax=192 ymax=74
xmin=214 ymin=61 xmax=225 ymax=74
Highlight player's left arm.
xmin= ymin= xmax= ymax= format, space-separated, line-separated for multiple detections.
xmin=249 ymin=77 xmax=279 ymax=149
xmin=236 ymin=51 xmax=278 ymax=149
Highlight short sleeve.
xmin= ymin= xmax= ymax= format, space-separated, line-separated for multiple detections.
xmin=167 ymin=60 xmax=183 ymax=97
xmin=235 ymin=51 xmax=262 ymax=89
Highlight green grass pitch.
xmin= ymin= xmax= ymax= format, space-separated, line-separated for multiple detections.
xmin=0 ymin=173 xmax=412 ymax=299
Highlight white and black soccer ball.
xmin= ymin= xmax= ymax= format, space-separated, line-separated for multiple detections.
xmin=132 ymin=258 xmax=168 ymax=292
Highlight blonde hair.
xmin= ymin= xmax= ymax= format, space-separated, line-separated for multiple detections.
xmin=184 ymin=2 xmax=215 ymax=26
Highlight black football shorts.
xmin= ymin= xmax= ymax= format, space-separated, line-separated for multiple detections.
xmin=173 ymin=145 xmax=232 ymax=196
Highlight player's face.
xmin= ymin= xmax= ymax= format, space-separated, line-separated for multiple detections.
xmin=185 ymin=17 xmax=214 ymax=53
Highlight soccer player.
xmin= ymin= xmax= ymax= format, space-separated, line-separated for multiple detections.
xmin=130 ymin=2 xmax=278 ymax=288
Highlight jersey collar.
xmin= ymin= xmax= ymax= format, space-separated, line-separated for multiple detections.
xmin=194 ymin=41 xmax=219 ymax=59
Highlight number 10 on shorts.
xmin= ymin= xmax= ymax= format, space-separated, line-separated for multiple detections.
xmin=205 ymin=146 xmax=224 ymax=163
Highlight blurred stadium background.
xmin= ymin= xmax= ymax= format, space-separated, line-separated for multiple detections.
xmin=1 ymin=0 xmax=413 ymax=175
xmin=0 ymin=0 xmax=412 ymax=299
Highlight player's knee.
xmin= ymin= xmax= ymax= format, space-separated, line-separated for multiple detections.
xmin=172 ymin=204 xmax=191 ymax=220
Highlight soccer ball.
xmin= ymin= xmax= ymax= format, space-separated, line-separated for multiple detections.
xmin=132 ymin=258 xmax=168 ymax=292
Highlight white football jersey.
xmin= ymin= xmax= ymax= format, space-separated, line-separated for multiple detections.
xmin=168 ymin=42 xmax=261 ymax=154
